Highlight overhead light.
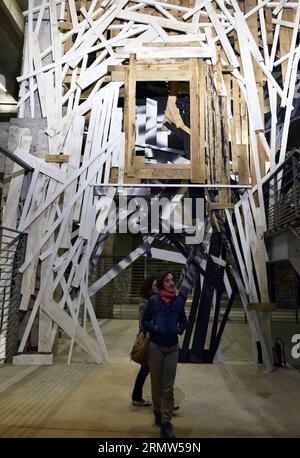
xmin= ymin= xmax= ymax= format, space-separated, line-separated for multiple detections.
xmin=0 ymin=75 xmax=7 ymax=93
xmin=0 ymin=82 xmax=7 ymax=93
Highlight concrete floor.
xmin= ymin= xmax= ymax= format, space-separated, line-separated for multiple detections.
xmin=0 ymin=319 xmax=300 ymax=438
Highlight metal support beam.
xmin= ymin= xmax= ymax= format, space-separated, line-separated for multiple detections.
xmin=0 ymin=145 xmax=34 ymax=172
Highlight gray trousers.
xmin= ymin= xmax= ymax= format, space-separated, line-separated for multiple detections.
xmin=148 ymin=341 xmax=179 ymax=423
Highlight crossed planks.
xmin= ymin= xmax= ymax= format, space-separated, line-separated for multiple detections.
xmin=10 ymin=82 xmax=122 ymax=364
xmin=5 ymin=0 xmax=300 ymax=367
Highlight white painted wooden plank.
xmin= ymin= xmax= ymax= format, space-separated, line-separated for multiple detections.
xmin=23 ymin=1 xmax=62 ymax=16
xmin=27 ymin=0 xmax=35 ymax=118
xmin=215 ymin=0 xmax=235 ymax=26
xmin=66 ymin=70 xmax=77 ymax=115
xmin=17 ymin=82 xmax=38 ymax=109
xmin=234 ymin=202 xmax=258 ymax=302
xmin=67 ymin=288 xmax=82 ymax=364
xmin=225 ymin=208 xmax=250 ymax=294
xmin=213 ymin=0 xmax=269 ymax=45
xmin=54 ymin=239 xmax=84 ymax=311
xmin=20 ymin=136 xmax=120 ymax=233
xmin=150 ymin=248 xmax=186 ymax=264
xmin=257 ymin=132 xmax=272 ymax=161
xmin=273 ymin=0 xmax=289 ymax=16
xmin=3 ymin=135 xmax=32 ymax=231
xmin=233 ymin=7 xmax=285 ymax=102
xmin=18 ymin=36 xmax=29 ymax=115
xmin=118 ymin=45 xmax=214 ymax=59
xmin=77 ymin=55 xmax=124 ymax=90
xmin=38 ymin=231 xmax=55 ymax=352
xmin=79 ymin=85 xmax=118 ymax=238
xmin=82 ymin=286 xmax=108 ymax=360
xmin=58 ymin=0 xmax=65 ymax=21
xmin=88 ymin=237 xmax=154 ymax=297
xmin=20 ymin=205 xmax=78 ymax=276
xmin=73 ymin=95 xmax=101 ymax=222
xmin=242 ymin=196 xmax=269 ymax=302
xmin=14 ymin=149 xmax=66 ymax=183
xmin=145 ymin=98 xmax=157 ymax=159
xmin=184 ymin=0 xmax=218 ymax=21
xmin=150 ymin=20 xmax=169 ymax=42
xmin=69 ymin=0 xmax=129 ymax=69
xmin=42 ymin=299 xmax=105 ymax=363
xmin=32 ymin=32 xmax=47 ymax=118
xmin=129 ymin=0 xmax=191 ymax=14
xmin=88 ymin=0 xmax=99 ymax=14
xmin=273 ymin=47 xmax=298 ymax=68
xmin=112 ymin=107 xmax=123 ymax=166
xmin=272 ymin=17 xmax=300 ymax=28
xmin=20 ymin=176 xmax=57 ymax=310
xmin=205 ymin=26 xmax=217 ymax=65
xmin=269 ymin=9 xmax=282 ymax=70
xmin=268 ymin=2 xmax=298 ymax=7
xmin=78 ymin=95 xmax=106 ymax=237
xmin=69 ymin=0 xmax=79 ymax=32
xmin=258 ymin=0 xmax=270 ymax=67
xmin=279 ymin=45 xmax=300 ymax=165
xmin=18 ymin=163 xmax=41 ymax=233
xmin=118 ymin=132 xmax=125 ymax=186
xmin=35 ymin=0 xmax=47 ymax=35
xmin=49 ymin=0 xmax=62 ymax=121
xmin=281 ymin=1 xmax=300 ymax=104
xmin=205 ymin=2 xmax=239 ymax=68
xmin=154 ymin=3 xmax=176 ymax=21
xmin=18 ymin=203 xmax=73 ymax=352
xmin=269 ymin=86 xmax=278 ymax=171
xmin=60 ymin=114 xmax=85 ymax=248
xmin=20 ymin=175 xmax=50 ymax=310
xmin=17 ymin=25 xmax=148 ymax=84
xmin=116 ymin=9 xmax=198 ymax=33
xmin=235 ymin=12 xmax=264 ymax=132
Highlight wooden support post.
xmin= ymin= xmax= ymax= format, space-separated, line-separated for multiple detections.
xmin=190 ymin=58 xmax=199 ymax=183
xmin=237 ymin=144 xmax=249 ymax=185
xmin=125 ymin=53 xmax=136 ymax=177
xmin=198 ymin=59 xmax=206 ymax=183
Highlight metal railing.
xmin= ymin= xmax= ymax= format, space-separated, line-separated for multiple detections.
xmin=0 ymin=226 xmax=27 ymax=364
xmin=263 ymin=149 xmax=300 ymax=236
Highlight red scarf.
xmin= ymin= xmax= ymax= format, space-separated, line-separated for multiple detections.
xmin=159 ymin=289 xmax=176 ymax=305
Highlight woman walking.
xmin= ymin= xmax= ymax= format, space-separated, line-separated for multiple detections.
xmin=132 ymin=276 xmax=158 ymax=406
xmin=141 ymin=271 xmax=187 ymax=438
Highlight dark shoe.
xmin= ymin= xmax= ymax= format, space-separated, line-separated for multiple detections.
xmin=154 ymin=412 xmax=162 ymax=427
xmin=161 ymin=421 xmax=176 ymax=439
xmin=132 ymin=398 xmax=151 ymax=407
xmin=173 ymin=404 xmax=180 ymax=411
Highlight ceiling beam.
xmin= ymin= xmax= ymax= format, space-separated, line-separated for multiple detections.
xmin=0 ymin=0 xmax=24 ymax=37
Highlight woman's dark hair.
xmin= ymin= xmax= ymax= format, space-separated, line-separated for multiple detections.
xmin=139 ymin=276 xmax=156 ymax=300
xmin=156 ymin=271 xmax=176 ymax=290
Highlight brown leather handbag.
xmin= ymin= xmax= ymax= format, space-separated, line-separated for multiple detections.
xmin=130 ymin=330 xmax=150 ymax=365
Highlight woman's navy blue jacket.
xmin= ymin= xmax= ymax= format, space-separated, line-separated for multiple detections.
xmin=141 ymin=293 xmax=187 ymax=347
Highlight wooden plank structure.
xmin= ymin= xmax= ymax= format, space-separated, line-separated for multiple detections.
xmin=1 ymin=0 xmax=299 ymax=370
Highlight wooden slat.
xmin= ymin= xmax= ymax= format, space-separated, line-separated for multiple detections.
xmin=237 ymin=144 xmax=249 ymax=185
xmin=125 ymin=53 xmax=136 ymax=176
xmin=110 ymin=62 xmax=192 ymax=81
xmin=45 ymin=154 xmax=70 ymax=163
xmin=190 ymin=58 xmax=200 ymax=183
xmin=198 ymin=59 xmax=206 ymax=183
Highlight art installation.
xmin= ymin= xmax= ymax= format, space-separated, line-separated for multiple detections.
xmin=1 ymin=0 xmax=299 ymax=370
